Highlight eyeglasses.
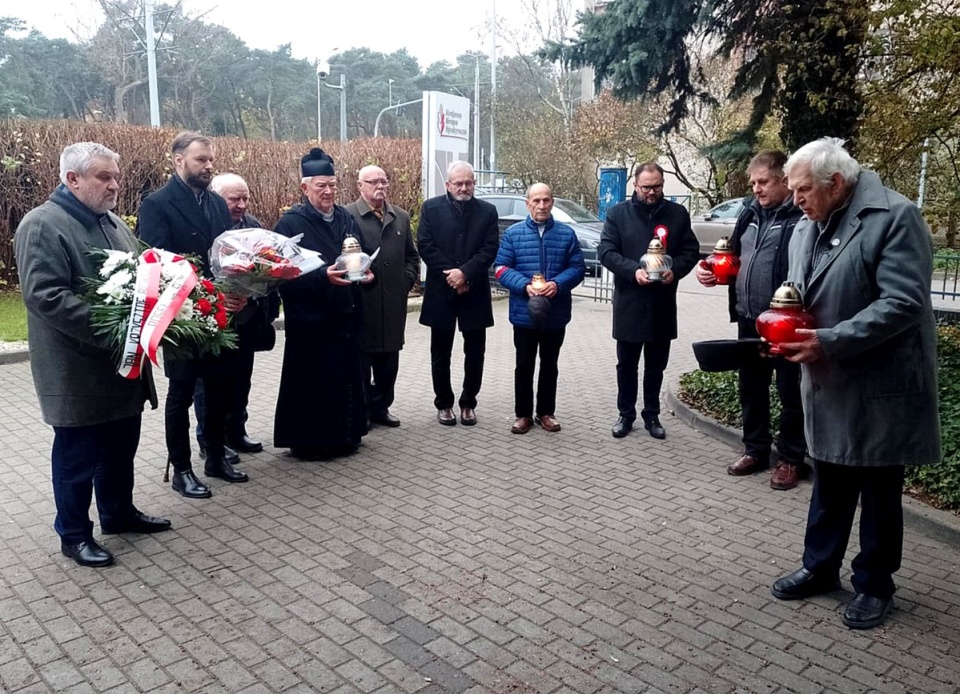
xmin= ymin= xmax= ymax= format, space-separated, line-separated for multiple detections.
xmin=310 ymin=182 xmax=337 ymax=191
xmin=360 ymin=178 xmax=390 ymax=187
xmin=449 ymin=180 xmax=475 ymax=189
xmin=639 ymin=185 xmax=664 ymax=193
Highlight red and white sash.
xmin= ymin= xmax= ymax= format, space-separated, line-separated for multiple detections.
xmin=117 ymin=249 xmax=198 ymax=379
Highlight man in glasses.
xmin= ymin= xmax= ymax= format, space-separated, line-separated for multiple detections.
xmin=346 ymin=165 xmax=419 ymax=428
xmin=417 ymin=161 xmax=499 ymax=426
xmin=599 ymin=162 xmax=700 ymax=440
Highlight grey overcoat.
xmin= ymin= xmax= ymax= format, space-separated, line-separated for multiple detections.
xmin=786 ymin=171 xmax=940 ymax=467
xmin=14 ymin=190 xmax=156 ymax=427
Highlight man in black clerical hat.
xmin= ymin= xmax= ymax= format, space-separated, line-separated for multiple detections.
xmin=272 ymin=148 xmax=375 ymax=460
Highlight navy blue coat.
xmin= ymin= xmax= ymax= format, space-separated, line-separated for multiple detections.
xmin=493 ymin=215 xmax=585 ymax=329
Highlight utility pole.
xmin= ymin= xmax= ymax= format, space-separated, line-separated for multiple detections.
xmin=473 ymin=55 xmax=481 ymax=170
xmin=144 ymin=0 xmax=160 ymax=127
xmin=490 ymin=0 xmax=497 ymax=174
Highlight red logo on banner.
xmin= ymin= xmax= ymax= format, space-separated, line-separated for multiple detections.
xmin=654 ymin=225 xmax=669 ymax=246
xmin=438 ymin=106 xmax=446 ymax=136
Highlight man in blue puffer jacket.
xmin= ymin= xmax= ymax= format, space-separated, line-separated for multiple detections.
xmin=494 ymin=183 xmax=586 ymax=434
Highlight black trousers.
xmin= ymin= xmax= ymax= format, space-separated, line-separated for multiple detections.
xmin=166 ymin=354 xmax=233 ymax=469
xmin=738 ymin=317 xmax=806 ymax=465
xmin=51 ymin=415 xmax=141 ymax=543
xmin=194 ymin=344 xmax=255 ymax=444
xmin=802 ymin=461 xmax=905 ymax=599
xmin=615 ymin=339 xmax=671 ymax=422
xmin=514 ymin=326 xmax=566 ymax=418
xmin=363 ymin=350 xmax=400 ymax=415
xmin=430 ymin=327 xmax=486 ymax=410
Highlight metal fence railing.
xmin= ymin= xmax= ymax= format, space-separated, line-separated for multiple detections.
xmin=933 ymin=252 xmax=960 ymax=301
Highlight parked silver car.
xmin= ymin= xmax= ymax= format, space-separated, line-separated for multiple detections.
xmin=691 ymin=197 xmax=744 ymax=256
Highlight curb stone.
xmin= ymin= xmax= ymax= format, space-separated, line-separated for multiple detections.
xmin=666 ymin=377 xmax=960 ymax=549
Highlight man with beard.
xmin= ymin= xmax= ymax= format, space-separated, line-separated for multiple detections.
xmin=417 ymin=161 xmax=499 ymax=426
xmin=599 ymin=162 xmax=700 ymax=440
xmin=695 ymin=150 xmax=809 ymax=490
xmin=15 ymin=142 xmax=170 ymax=567
xmin=345 ymin=165 xmax=419 ymax=428
xmin=138 ymin=132 xmax=249 ymax=498
xmin=273 ymin=148 xmax=374 ymax=460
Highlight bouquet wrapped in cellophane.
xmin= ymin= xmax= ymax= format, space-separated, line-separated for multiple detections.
xmin=210 ymin=228 xmax=325 ymax=298
xmin=83 ymin=247 xmax=237 ymax=379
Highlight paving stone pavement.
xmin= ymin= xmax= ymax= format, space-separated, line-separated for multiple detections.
xmin=1 ymin=277 xmax=959 ymax=694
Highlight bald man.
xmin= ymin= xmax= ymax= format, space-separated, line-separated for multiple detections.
xmin=345 ymin=166 xmax=419 ymax=427
xmin=493 ymin=183 xmax=585 ymax=434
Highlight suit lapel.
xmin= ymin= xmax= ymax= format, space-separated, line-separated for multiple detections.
xmin=167 ymin=178 xmax=212 ymax=242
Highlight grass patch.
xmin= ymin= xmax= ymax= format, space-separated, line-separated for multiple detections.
xmin=0 ymin=291 xmax=27 ymax=342
xmin=677 ymin=325 xmax=960 ymax=512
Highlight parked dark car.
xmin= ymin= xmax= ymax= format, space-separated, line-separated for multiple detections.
xmin=478 ymin=194 xmax=602 ymax=276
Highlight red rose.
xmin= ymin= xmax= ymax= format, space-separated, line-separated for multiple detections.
xmin=197 ymin=298 xmax=213 ymax=316
xmin=201 ymin=279 xmax=216 ymax=294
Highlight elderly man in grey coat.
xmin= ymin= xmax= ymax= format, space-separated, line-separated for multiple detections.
xmin=769 ymin=137 xmax=940 ymax=630
xmin=14 ymin=142 xmax=171 ymax=568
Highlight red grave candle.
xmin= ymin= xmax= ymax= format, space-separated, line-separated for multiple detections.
xmin=755 ymin=282 xmax=815 ymax=356
xmin=704 ymin=237 xmax=740 ymax=285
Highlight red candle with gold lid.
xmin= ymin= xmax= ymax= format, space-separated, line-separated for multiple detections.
xmin=704 ymin=237 xmax=740 ymax=285
xmin=755 ymin=282 xmax=815 ymax=355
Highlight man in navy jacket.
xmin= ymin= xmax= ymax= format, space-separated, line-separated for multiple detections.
xmin=494 ymin=183 xmax=585 ymax=434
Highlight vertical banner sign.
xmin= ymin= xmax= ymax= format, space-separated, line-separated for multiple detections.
xmin=421 ymin=90 xmax=472 ymax=281
xmin=421 ymin=91 xmax=472 ymax=200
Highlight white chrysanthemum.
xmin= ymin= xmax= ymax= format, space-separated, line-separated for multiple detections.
xmin=176 ymin=298 xmax=194 ymax=321
xmin=160 ymin=263 xmax=180 ymax=281
xmin=99 ymin=250 xmax=134 ymax=278
xmin=95 ymin=269 xmax=134 ymax=304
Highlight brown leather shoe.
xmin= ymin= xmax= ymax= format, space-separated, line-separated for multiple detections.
xmin=536 ymin=415 xmax=562 ymax=432
xmin=771 ymin=461 xmax=802 ymax=490
xmin=727 ymin=454 xmax=769 ymax=476
xmin=511 ymin=417 xmax=534 ymax=434
xmin=437 ymin=408 xmax=457 ymax=426
xmin=460 ymin=407 xmax=477 ymax=426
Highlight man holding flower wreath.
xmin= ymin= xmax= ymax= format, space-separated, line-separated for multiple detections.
xmin=14 ymin=142 xmax=171 ymax=568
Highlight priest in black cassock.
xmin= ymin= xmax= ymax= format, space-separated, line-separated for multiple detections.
xmin=273 ymin=148 xmax=374 ymax=460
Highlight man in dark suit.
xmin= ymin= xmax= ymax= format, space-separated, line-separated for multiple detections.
xmin=599 ymin=162 xmax=701 ymax=440
xmin=137 ymin=132 xmax=249 ymax=499
xmin=190 ymin=173 xmax=279 ymax=456
xmin=417 ymin=161 xmax=499 ymax=426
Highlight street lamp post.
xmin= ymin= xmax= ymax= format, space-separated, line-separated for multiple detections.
xmin=388 ymin=78 xmax=394 ymax=108
xmin=321 ymin=73 xmax=347 ymax=143
xmin=316 ymin=65 xmax=322 ymax=142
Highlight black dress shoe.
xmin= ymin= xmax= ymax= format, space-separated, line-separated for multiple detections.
xmin=204 ymin=459 xmax=249 ymax=483
xmin=437 ymin=408 xmax=457 ymax=426
xmin=643 ymin=416 xmax=666 ymax=439
xmin=61 ymin=540 xmax=114 ymax=568
xmin=843 ymin=593 xmax=892 ymax=629
xmin=460 ymin=407 xmax=477 ymax=426
xmin=771 ymin=567 xmax=841 ymax=600
xmin=171 ymin=469 xmax=212 ymax=499
xmin=102 ymin=510 xmax=172 ymax=535
xmin=612 ymin=417 xmax=633 ymax=438
xmin=198 ymin=444 xmax=241 ymax=465
xmin=226 ymin=435 xmax=263 ymax=453
xmin=371 ymin=411 xmax=401 ymax=427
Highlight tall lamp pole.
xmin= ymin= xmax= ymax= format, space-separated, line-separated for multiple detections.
xmin=321 ymin=72 xmax=347 ymax=143
xmin=316 ymin=64 xmax=323 ymax=141
xmin=144 ymin=0 xmax=160 ymax=127
xmin=388 ymin=78 xmax=394 ymax=107
xmin=490 ymin=0 xmax=497 ymax=173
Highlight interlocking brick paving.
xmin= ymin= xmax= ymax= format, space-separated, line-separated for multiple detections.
xmin=1 ymin=277 xmax=958 ymax=693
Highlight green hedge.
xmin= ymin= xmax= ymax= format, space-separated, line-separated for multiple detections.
xmin=677 ymin=325 xmax=960 ymax=511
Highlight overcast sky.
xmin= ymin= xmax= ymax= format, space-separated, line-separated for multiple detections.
xmin=4 ymin=0 xmax=583 ymax=67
